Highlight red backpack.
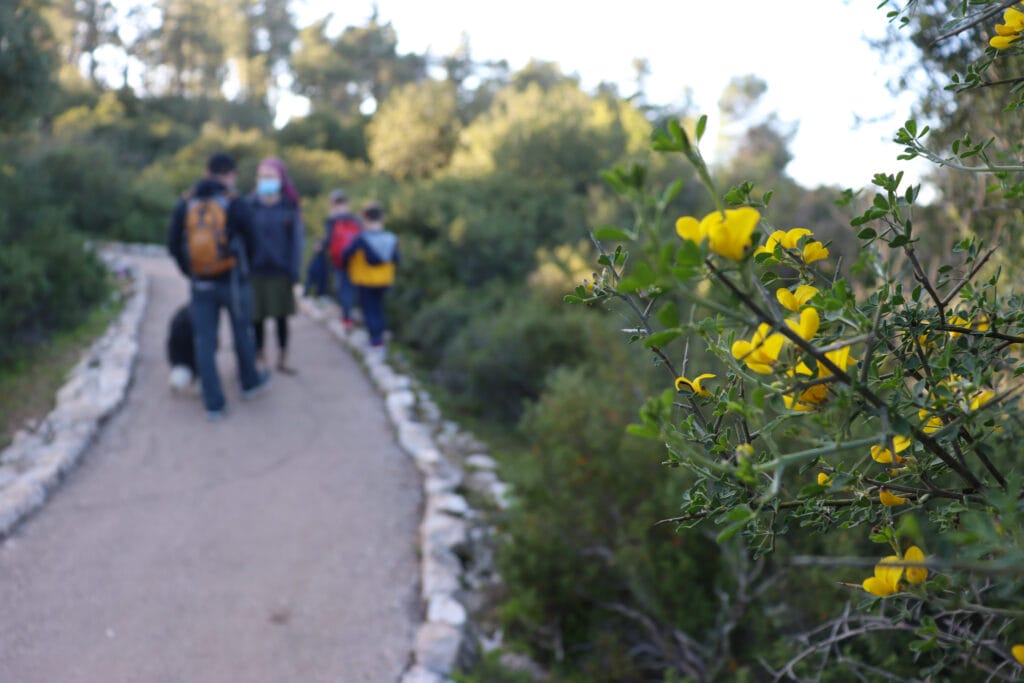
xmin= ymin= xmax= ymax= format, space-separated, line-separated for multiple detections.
xmin=327 ymin=215 xmax=362 ymax=268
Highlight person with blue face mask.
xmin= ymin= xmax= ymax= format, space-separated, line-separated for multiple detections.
xmin=248 ymin=156 xmax=304 ymax=374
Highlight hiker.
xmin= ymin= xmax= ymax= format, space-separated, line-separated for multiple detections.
xmin=248 ymin=156 xmax=304 ymax=374
xmin=342 ymin=201 xmax=398 ymax=348
xmin=166 ymin=303 xmax=198 ymax=392
xmin=323 ymin=189 xmax=363 ymax=330
xmin=167 ymin=151 xmax=269 ymax=421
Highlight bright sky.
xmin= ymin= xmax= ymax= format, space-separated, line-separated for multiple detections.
xmin=288 ymin=0 xmax=930 ymax=192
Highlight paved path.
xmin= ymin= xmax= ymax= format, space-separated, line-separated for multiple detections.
xmin=0 ymin=256 xmax=423 ymax=682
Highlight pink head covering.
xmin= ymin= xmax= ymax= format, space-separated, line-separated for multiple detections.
xmin=259 ymin=156 xmax=301 ymax=209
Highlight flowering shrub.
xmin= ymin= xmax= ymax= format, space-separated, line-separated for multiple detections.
xmin=568 ymin=3 xmax=1024 ymax=677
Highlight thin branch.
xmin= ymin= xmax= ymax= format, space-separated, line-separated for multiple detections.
xmin=942 ymin=245 xmax=999 ymax=306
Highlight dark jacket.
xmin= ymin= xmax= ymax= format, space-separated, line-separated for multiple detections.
xmin=167 ymin=178 xmax=255 ymax=281
xmin=248 ymin=195 xmax=304 ymax=281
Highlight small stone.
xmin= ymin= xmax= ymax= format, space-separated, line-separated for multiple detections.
xmin=414 ymin=621 xmax=462 ymax=675
xmin=400 ymin=665 xmax=446 ymax=683
xmin=465 ymin=454 xmax=497 ymax=471
xmin=427 ymin=594 xmax=467 ymax=627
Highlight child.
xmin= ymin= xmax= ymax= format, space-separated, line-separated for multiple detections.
xmin=324 ymin=189 xmax=363 ymax=329
xmin=166 ymin=303 xmax=197 ymax=392
xmin=341 ymin=201 xmax=398 ymax=347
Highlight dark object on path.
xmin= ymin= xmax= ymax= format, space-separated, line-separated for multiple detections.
xmin=167 ymin=304 xmax=196 ymax=390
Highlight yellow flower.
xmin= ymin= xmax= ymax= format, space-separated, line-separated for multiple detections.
xmin=871 ymin=436 xmax=911 ymax=464
xmin=676 ymin=208 xmax=761 ymax=261
xmin=823 ymin=346 xmax=856 ymax=373
xmin=879 ymin=489 xmax=908 ymax=506
xmin=706 ymin=207 xmax=760 ymax=261
xmin=1012 ymin=644 xmax=1024 ymax=666
xmin=992 ymin=6 xmax=1024 ymax=49
xmin=862 ymin=547 xmax=927 ymax=597
xmin=863 ymin=555 xmax=903 ymax=597
xmin=817 ymin=472 xmax=832 ymax=486
xmin=904 ymin=545 xmax=927 ymax=584
xmin=969 ymin=388 xmax=996 ymax=412
xmin=776 ymin=285 xmax=819 ymax=313
xmin=732 ymin=323 xmax=787 ymax=374
xmin=918 ymin=409 xmax=943 ymax=434
xmin=756 ymin=227 xmax=812 ymax=256
xmin=675 ymin=373 xmax=716 ymax=397
xmin=675 ymin=216 xmax=706 ymax=244
xmin=781 ymin=345 xmax=855 ymax=411
xmin=785 ymin=307 xmax=820 ymax=342
xmin=783 ymin=361 xmax=828 ymax=411
xmin=802 ymin=241 xmax=830 ymax=264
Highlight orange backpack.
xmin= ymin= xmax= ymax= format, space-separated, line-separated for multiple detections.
xmin=185 ymin=194 xmax=236 ymax=277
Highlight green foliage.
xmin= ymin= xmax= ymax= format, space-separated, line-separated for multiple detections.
xmin=275 ymin=110 xmax=368 ymax=160
xmin=0 ymin=162 xmax=108 ymax=366
xmin=428 ymin=294 xmax=595 ymax=424
xmin=367 ymin=80 xmax=461 ymax=180
xmin=0 ymin=3 xmax=55 ymax=132
xmin=497 ymin=364 xmax=721 ymax=681
xmin=449 ymin=80 xmax=652 ymax=192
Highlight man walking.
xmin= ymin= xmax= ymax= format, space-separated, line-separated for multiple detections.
xmin=167 ymin=152 xmax=269 ymax=421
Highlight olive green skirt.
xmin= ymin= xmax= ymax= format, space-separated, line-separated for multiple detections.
xmin=251 ymin=274 xmax=296 ymax=319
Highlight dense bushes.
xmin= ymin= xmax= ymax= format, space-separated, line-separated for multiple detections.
xmin=0 ymin=163 xmax=108 ymax=367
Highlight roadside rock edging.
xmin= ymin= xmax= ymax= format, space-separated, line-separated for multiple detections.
xmin=0 ymin=243 xmax=154 ymax=538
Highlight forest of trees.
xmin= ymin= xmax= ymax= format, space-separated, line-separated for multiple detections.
xmin=6 ymin=1 xmax=1020 ymax=681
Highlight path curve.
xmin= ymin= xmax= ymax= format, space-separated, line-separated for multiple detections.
xmin=0 ymin=255 xmax=423 ymax=682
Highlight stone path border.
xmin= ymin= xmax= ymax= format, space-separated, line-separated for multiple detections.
xmin=0 ymin=243 xmax=155 ymax=538
xmin=297 ymin=295 xmax=512 ymax=683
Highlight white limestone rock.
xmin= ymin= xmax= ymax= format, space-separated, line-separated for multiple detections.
xmin=414 ymin=621 xmax=462 ymax=675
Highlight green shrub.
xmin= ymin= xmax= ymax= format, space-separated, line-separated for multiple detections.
xmin=496 ymin=364 xmax=721 ymax=680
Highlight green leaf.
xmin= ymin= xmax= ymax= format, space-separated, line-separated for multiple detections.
xmin=657 ymin=301 xmax=680 ymax=328
xmin=676 ymin=239 xmax=703 ymax=267
xmin=644 ymin=328 xmax=682 ymax=349
xmin=626 ymin=422 xmax=661 ymax=439
xmin=618 ymin=262 xmax=656 ymax=292
xmin=660 ymin=179 xmax=684 ymax=205
xmin=797 ymin=484 xmax=829 ymax=499
xmin=858 ymin=228 xmax=877 ymax=240
xmin=593 ymin=225 xmax=634 ymax=242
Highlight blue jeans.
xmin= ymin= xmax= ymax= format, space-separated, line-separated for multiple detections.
xmin=335 ymin=266 xmax=356 ymax=321
xmin=190 ymin=276 xmax=261 ymax=412
xmin=359 ymin=286 xmax=388 ymax=345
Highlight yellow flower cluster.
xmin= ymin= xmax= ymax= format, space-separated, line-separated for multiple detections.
xmin=991 ymin=5 xmax=1024 ymax=49
xmin=862 ymin=546 xmax=927 ymax=597
xmin=675 ymin=207 xmax=760 ymax=261
xmin=755 ymin=227 xmax=829 ymax=264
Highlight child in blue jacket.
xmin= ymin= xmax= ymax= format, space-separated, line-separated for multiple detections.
xmin=342 ymin=202 xmax=398 ymax=347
